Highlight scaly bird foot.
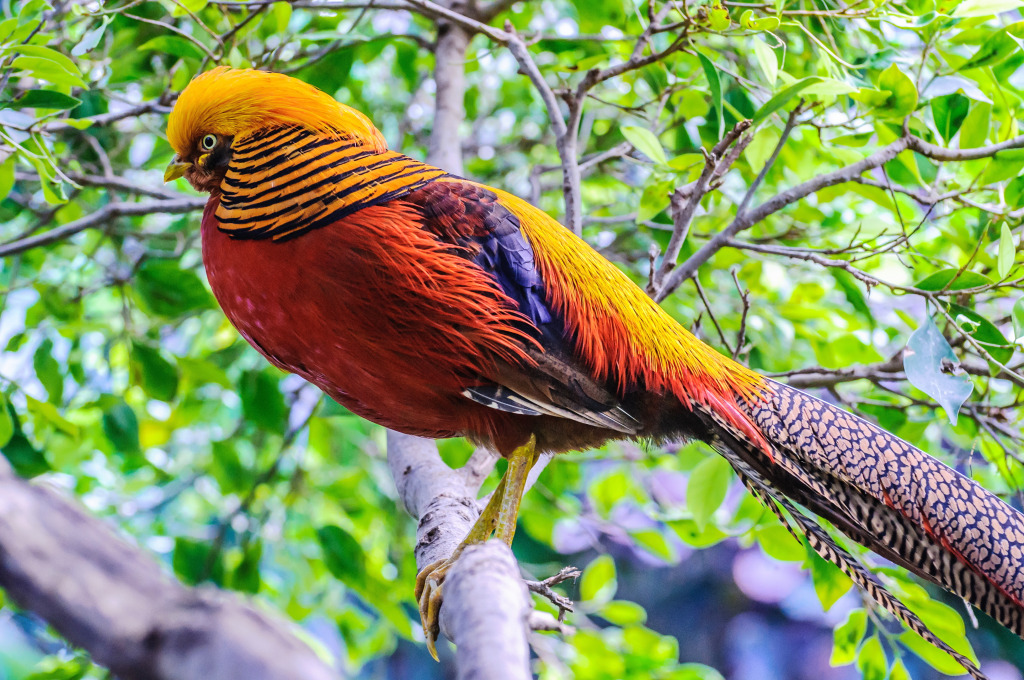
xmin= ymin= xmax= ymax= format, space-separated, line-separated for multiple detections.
xmin=414 ymin=556 xmax=458 ymax=661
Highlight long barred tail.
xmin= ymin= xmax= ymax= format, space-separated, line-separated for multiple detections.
xmin=699 ymin=379 xmax=1024 ymax=679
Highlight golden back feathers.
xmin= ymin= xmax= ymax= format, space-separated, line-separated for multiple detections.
xmin=166 ymin=67 xmax=387 ymax=155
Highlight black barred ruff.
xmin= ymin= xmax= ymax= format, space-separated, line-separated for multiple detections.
xmin=215 ymin=127 xmax=447 ymax=240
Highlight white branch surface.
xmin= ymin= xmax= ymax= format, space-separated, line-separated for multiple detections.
xmin=386 ymin=431 xmax=533 ymax=680
xmin=0 ymin=456 xmax=339 ymax=680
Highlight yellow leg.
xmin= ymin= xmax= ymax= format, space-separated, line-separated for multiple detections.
xmin=414 ymin=435 xmax=539 ymax=660
xmin=495 ymin=437 xmax=538 ymax=544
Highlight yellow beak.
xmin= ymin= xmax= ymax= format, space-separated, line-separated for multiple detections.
xmin=164 ymin=158 xmax=191 ymax=183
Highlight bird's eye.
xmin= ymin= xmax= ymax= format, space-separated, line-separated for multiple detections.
xmin=200 ymin=134 xmax=218 ymax=151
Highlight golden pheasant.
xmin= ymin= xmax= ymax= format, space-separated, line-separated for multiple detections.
xmin=165 ymin=67 xmax=1023 ymax=674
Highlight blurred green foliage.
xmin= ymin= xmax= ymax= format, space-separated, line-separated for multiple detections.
xmin=1 ymin=0 xmax=1024 ymax=678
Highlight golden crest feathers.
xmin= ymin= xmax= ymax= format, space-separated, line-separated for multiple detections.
xmin=166 ymin=67 xmax=387 ymax=154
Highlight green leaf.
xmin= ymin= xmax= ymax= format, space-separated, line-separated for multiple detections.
xmin=914 ymin=268 xmax=992 ymax=291
xmin=739 ymin=9 xmax=780 ymax=30
xmin=699 ymin=52 xmax=723 ymax=136
xmin=630 ymin=528 xmax=675 ymax=561
xmin=904 ymin=315 xmax=973 ymax=424
xmin=6 ymin=45 xmax=87 ymax=87
xmin=888 ymin=659 xmax=911 ymax=680
xmin=687 ymin=454 xmax=732 ymax=529
xmin=171 ymin=0 xmax=208 ymax=16
xmin=240 ymin=369 xmax=287 ymax=434
xmin=590 ymin=469 xmax=630 ymax=516
xmin=1013 ymin=298 xmax=1024 ymax=340
xmin=2 ymin=403 xmax=49 ymax=478
xmin=231 ymin=541 xmax=262 ymax=594
xmin=599 ymin=600 xmax=647 ymax=626
xmin=830 ymin=268 xmax=873 ymax=322
xmin=138 ymin=35 xmax=206 ymax=61
xmin=707 ymin=4 xmax=730 ymax=30
xmin=802 ymin=78 xmax=857 ymax=98
xmin=101 ymin=400 xmax=141 ymax=455
xmin=11 ymin=55 xmax=87 ymax=88
xmin=980 ymin=148 xmax=1024 ymax=184
xmin=952 ymin=0 xmax=1024 ymax=17
xmin=317 ymin=525 xmax=366 ymax=587
xmin=33 ymin=339 xmax=63 ymax=404
xmin=752 ymin=76 xmax=823 ymax=124
xmin=0 ymin=394 xmax=12 ymax=449
xmin=959 ymin=102 xmax=991 ymax=148
xmin=751 ymin=37 xmax=777 ymax=87
xmin=947 ymin=302 xmax=1014 ymax=365
xmin=580 ymin=554 xmax=617 ymax=603
xmin=131 ymin=342 xmax=179 ymax=402
xmin=266 ymin=1 xmax=293 ymax=33
xmin=876 ymin=64 xmax=918 ymax=119
xmin=856 ymin=635 xmax=887 ymax=680
xmin=622 ymin=125 xmax=668 ymax=165
xmin=71 ymin=17 xmax=111 ymax=57
xmin=959 ymin=31 xmax=1018 ymax=71
xmin=0 ymin=89 xmax=81 ymax=110
xmin=931 ymin=93 xmax=969 ymax=144
xmin=637 ymin=177 xmax=673 ymax=222
xmin=998 ymin=221 xmax=1016 ymax=278
xmin=0 ymin=156 xmax=14 ymax=202
xmin=173 ymin=537 xmax=225 ymax=585
xmin=135 ymin=260 xmax=213 ymax=317
xmin=755 ymin=524 xmax=805 ymax=562
xmin=210 ymin=440 xmax=250 ymax=494
xmin=898 ymin=630 xmax=972 ymax=675
xmin=831 ymin=609 xmax=867 ymax=665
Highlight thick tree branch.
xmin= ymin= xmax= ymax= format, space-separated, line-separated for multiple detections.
xmin=386 ymin=432 xmax=532 ymax=677
xmin=0 ymin=456 xmax=339 ymax=680
xmin=428 ymin=22 xmax=470 ymax=174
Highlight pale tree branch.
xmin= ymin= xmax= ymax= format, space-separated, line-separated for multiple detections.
xmin=0 ymin=456 xmax=339 ymax=680
xmin=385 ymin=431 xmax=533 ymax=677
xmin=428 ymin=21 xmax=470 ymax=174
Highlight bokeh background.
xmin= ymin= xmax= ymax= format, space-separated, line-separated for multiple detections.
xmin=2 ymin=0 xmax=1024 ymax=678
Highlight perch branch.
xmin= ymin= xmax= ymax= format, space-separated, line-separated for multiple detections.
xmin=0 ymin=456 xmax=339 ymax=680
xmin=386 ymin=431 xmax=532 ymax=678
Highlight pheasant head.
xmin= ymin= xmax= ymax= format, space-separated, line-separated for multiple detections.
xmin=164 ymin=66 xmax=386 ymax=192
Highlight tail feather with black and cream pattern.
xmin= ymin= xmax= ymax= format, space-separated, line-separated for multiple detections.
xmin=696 ymin=379 xmax=1024 ymax=680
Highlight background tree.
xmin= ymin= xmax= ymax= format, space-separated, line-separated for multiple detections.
xmin=1 ymin=0 xmax=1024 ymax=678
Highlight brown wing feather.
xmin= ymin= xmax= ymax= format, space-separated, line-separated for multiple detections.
xmin=406 ymin=179 xmax=639 ymax=436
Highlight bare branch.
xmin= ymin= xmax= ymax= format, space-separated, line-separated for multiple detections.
xmin=654 ymin=130 xmax=1024 ymax=302
xmin=428 ymin=23 xmax=471 ymax=173
xmin=0 ymin=198 xmax=207 ymax=258
xmin=15 ymin=171 xmax=184 ymax=200
xmin=42 ymin=100 xmax=174 ymax=132
xmin=652 ymin=120 xmax=751 ymax=292
xmin=402 ymin=0 xmax=509 ymax=41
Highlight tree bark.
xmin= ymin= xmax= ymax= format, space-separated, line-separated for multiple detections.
xmin=0 ymin=457 xmax=339 ymax=680
xmin=428 ymin=21 xmax=470 ymax=173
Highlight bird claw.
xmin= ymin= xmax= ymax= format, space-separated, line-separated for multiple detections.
xmin=414 ymin=557 xmax=456 ymax=661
